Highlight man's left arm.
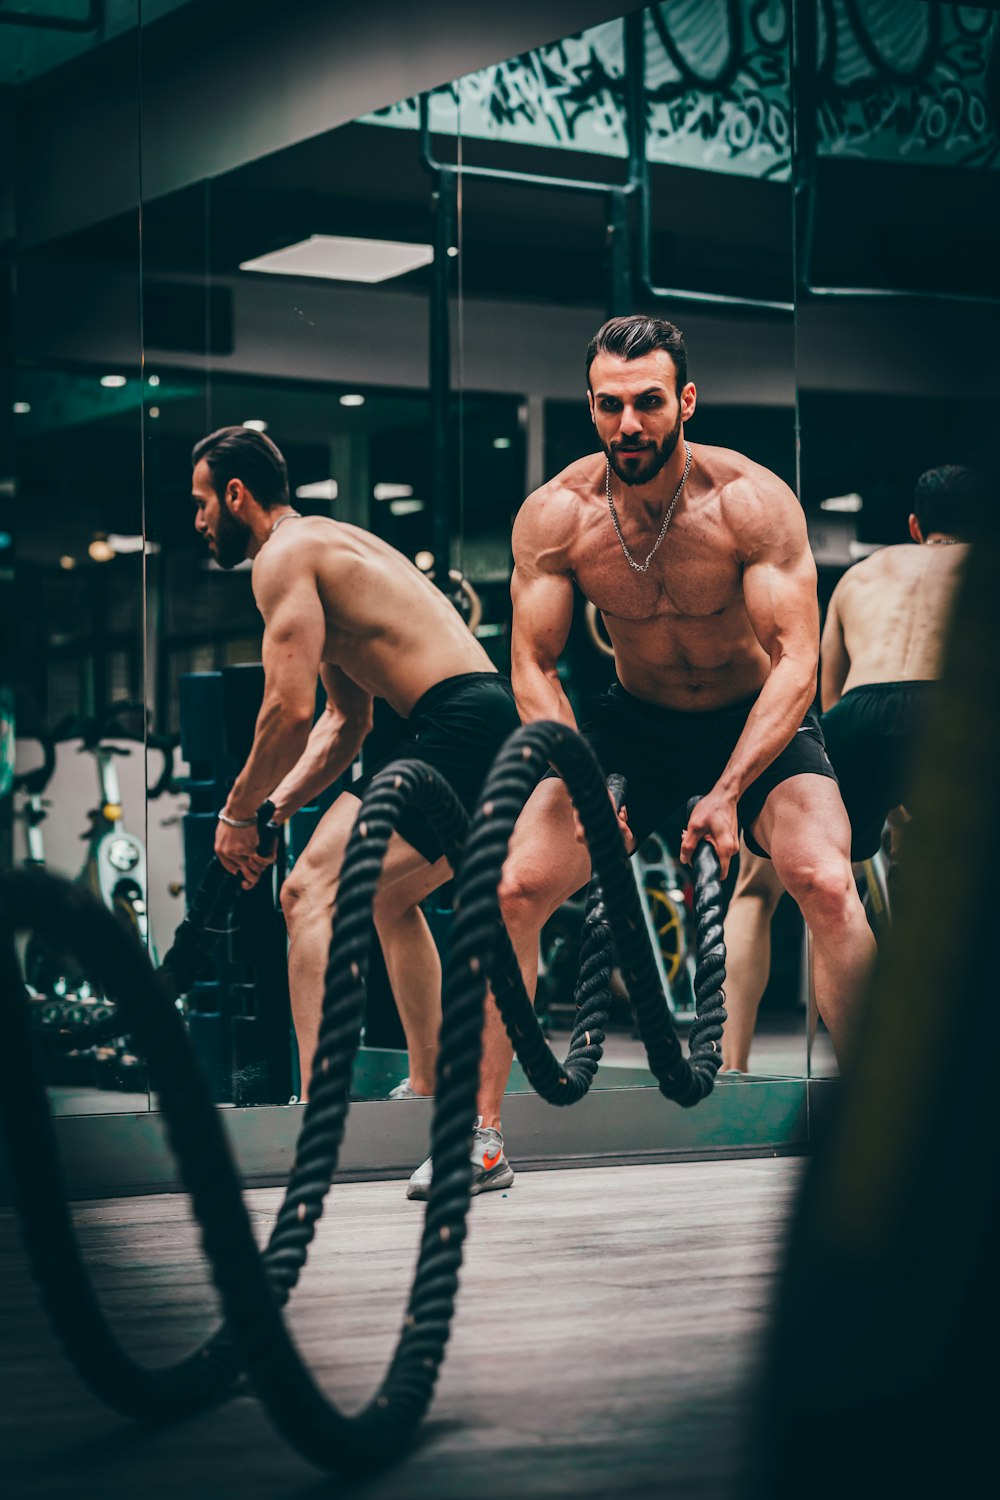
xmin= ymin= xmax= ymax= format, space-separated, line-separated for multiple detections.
xmin=215 ymin=547 xmax=326 ymax=882
xmin=680 ymin=483 xmax=819 ymax=877
xmin=819 ymin=580 xmax=850 ymax=712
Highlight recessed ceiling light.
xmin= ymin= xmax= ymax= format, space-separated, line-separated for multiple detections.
xmin=492 ymin=437 xmax=512 ymax=450
xmin=243 ymin=419 xmax=268 ymax=432
xmin=147 ymin=374 xmax=160 ymax=387
xmin=59 ymin=555 xmax=77 ymax=571
xmin=100 ymin=375 xmax=127 ymax=389
xmin=373 ymin=483 xmax=413 ymax=502
xmin=296 ymin=479 xmax=339 ymax=501
xmin=240 ymin=234 xmax=434 ymax=284
xmin=339 ymin=394 xmax=365 ymax=408
xmin=13 ymin=401 xmax=30 ymax=415
xmin=107 ymin=534 xmax=144 ymax=555
xmin=389 ymin=498 xmax=425 ymax=517
xmin=149 ymin=406 xmax=161 ymax=419
xmin=88 ymin=538 xmax=116 ymax=563
xmin=414 ymin=550 xmax=435 ymax=572
xmin=820 ymin=493 xmax=863 ymax=513
xmin=447 ymin=246 xmax=459 ymax=258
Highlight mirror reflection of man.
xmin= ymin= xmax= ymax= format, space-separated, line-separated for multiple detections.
xmin=191 ymin=427 xmax=519 ymax=1190
xmin=721 ymin=463 xmax=975 ymax=1074
xmin=453 ymin=315 xmax=876 ymax=1186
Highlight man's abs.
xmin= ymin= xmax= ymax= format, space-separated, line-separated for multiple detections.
xmin=602 ymin=609 xmax=771 ymax=711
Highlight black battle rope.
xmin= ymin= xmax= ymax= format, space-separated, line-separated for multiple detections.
xmin=0 ymin=764 xmax=468 ymax=1472
xmin=458 ymin=723 xmax=726 ymax=1107
xmin=0 ymin=727 xmax=725 ymax=1475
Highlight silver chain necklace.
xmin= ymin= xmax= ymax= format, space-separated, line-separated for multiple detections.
xmin=268 ymin=510 xmax=302 ymax=537
xmin=606 ymin=443 xmax=692 ymax=574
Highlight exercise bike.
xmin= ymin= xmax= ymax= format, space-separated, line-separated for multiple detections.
xmin=16 ymin=704 xmax=177 ymax=1088
xmin=537 ymin=827 xmax=696 ymax=1029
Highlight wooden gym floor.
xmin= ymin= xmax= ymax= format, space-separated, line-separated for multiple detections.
xmin=1 ymin=1157 xmax=802 ymax=1500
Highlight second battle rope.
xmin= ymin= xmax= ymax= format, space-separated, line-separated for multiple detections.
xmin=461 ymin=721 xmax=727 ymax=1107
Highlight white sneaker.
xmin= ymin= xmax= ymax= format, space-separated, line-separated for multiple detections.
xmin=388 ymin=1077 xmax=432 ymax=1100
xmin=406 ymin=1123 xmax=514 ymax=1200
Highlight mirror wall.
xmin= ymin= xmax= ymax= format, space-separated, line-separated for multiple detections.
xmin=0 ymin=1 xmax=804 ymax=1123
xmin=135 ymin=0 xmax=804 ymax=1107
xmin=2 ymin=4 xmax=151 ymax=1114
xmin=793 ymin=0 xmax=999 ymax=1077
xmin=9 ymin=2 xmax=990 ymax=1120
xmin=445 ymin=6 xmax=803 ymax=1083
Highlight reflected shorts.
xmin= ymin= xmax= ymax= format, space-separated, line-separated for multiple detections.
xmin=821 ymin=681 xmax=936 ymax=859
xmin=354 ymin=672 xmax=521 ymax=863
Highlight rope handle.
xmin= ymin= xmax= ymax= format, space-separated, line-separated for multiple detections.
xmin=607 ymin=772 xmax=627 ymax=814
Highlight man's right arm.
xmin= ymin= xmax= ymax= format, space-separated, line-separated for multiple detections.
xmin=269 ymin=663 xmax=374 ymax=821
xmin=510 ymin=494 xmax=577 ymax=728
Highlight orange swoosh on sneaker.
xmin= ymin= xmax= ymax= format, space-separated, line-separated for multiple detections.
xmin=482 ymin=1149 xmax=503 ymax=1171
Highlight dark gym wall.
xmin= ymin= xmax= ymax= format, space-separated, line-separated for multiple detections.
xmin=15 ymin=0 xmax=648 ymax=250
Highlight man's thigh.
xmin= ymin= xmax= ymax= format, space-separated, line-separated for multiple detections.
xmin=294 ymin=790 xmax=450 ymax=897
xmin=291 ymin=791 xmax=362 ymax=893
xmin=749 ymin=773 xmax=854 ymax=873
xmin=503 ymin=776 xmax=594 ymax=913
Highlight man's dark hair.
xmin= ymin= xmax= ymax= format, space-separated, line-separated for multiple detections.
xmin=191 ymin=426 xmax=289 ymax=510
xmin=912 ymin=464 xmax=981 ymax=541
xmin=586 ymin=315 xmax=688 ymax=394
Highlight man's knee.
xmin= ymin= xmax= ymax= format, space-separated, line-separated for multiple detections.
xmin=781 ymin=854 xmax=856 ymax=929
xmin=372 ymin=886 xmax=420 ymax=932
xmin=497 ymin=859 xmax=569 ymax=934
xmin=279 ymin=866 xmax=335 ymax=931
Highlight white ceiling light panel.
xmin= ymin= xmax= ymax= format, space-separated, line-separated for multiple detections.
xmin=240 ymin=235 xmax=434 ymax=284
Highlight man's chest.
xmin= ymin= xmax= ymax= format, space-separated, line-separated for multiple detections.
xmin=571 ymin=533 xmax=744 ymax=623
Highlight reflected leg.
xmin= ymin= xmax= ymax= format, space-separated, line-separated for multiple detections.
xmin=373 ymin=853 xmax=453 ymax=1095
xmin=280 ymin=791 xmax=450 ymax=1099
xmin=480 ymin=777 xmax=594 ymax=1129
xmin=720 ymin=839 xmax=785 ymax=1073
xmin=751 ymin=775 xmax=875 ymax=1068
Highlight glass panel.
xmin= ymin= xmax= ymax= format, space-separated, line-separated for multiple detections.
xmin=139 ymin=12 xmax=469 ymax=1106
xmin=135 ymin=1 xmax=803 ymax=1127
xmin=793 ymin=0 xmax=999 ymax=1077
xmin=2 ymin=6 xmax=149 ymax=1113
xmin=445 ymin=3 xmax=803 ymax=1086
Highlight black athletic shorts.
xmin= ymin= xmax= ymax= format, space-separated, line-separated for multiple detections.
xmin=821 ymin=681 xmax=936 ymax=860
xmin=563 ymin=680 xmax=838 ymax=859
xmin=353 ymin=672 xmax=520 ymax=863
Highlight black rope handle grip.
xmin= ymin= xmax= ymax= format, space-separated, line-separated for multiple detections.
xmin=556 ymin=771 xmax=630 ymax=1093
xmin=684 ymin=795 xmax=728 ymax=1061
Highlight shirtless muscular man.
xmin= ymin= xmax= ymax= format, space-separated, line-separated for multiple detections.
xmin=192 ymin=426 xmax=519 ymax=1194
xmin=473 ymin=316 xmax=876 ymax=1179
xmin=720 ymin=463 xmax=974 ymax=1074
